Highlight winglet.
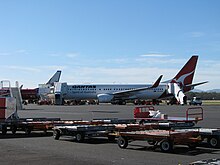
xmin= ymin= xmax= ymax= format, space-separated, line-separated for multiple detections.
xmin=186 ymin=81 xmax=209 ymax=88
xmin=151 ymin=75 xmax=163 ymax=88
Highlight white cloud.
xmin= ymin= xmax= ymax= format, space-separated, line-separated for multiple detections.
xmin=140 ymin=54 xmax=171 ymax=58
xmin=0 ymin=52 xmax=10 ymax=56
xmin=48 ymin=53 xmax=60 ymax=57
xmin=63 ymin=66 xmax=176 ymax=85
xmin=3 ymin=66 xmax=41 ymax=72
xmin=0 ymin=49 xmax=28 ymax=57
xmin=15 ymin=49 xmax=27 ymax=54
xmin=186 ymin=32 xmax=205 ymax=38
xmin=39 ymin=65 xmax=67 ymax=71
xmin=135 ymin=57 xmax=185 ymax=65
xmin=66 ymin=53 xmax=79 ymax=58
xmin=48 ymin=52 xmax=79 ymax=59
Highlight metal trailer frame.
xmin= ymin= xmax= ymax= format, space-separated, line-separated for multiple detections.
xmin=53 ymin=124 xmax=116 ymax=142
xmin=176 ymin=128 xmax=220 ymax=148
xmin=0 ymin=118 xmax=134 ymax=136
xmin=117 ymin=129 xmax=202 ymax=153
xmin=0 ymin=118 xmax=61 ymax=135
xmin=134 ymin=106 xmax=203 ymax=125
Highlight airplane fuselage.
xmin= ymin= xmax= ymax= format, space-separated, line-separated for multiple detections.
xmin=63 ymin=84 xmax=167 ymax=101
xmin=51 ymin=56 xmax=206 ymax=105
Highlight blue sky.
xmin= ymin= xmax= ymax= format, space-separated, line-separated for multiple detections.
xmin=0 ymin=0 xmax=219 ymax=90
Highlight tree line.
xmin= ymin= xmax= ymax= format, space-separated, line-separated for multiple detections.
xmin=186 ymin=92 xmax=220 ymax=100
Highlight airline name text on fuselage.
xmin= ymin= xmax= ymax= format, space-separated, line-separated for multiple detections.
xmin=72 ymin=85 xmax=96 ymax=89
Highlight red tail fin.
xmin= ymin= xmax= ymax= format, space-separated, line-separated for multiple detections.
xmin=171 ymin=56 xmax=198 ymax=87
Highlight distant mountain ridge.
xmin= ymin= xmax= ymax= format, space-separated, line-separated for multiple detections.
xmin=191 ymin=89 xmax=220 ymax=93
xmin=206 ymin=89 xmax=220 ymax=93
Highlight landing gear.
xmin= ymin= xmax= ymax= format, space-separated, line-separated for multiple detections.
xmin=111 ymin=100 xmax=126 ymax=105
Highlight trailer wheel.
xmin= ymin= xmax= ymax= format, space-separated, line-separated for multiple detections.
xmin=75 ymin=132 xmax=85 ymax=142
xmin=25 ymin=127 xmax=32 ymax=135
xmin=139 ymin=119 xmax=145 ymax=125
xmin=208 ymin=136 xmax=219 ymax=148
xmin=118 ymin=136 xmax=128 ymax=149
xmin=1 ymin=125 xmax=7 ymax=135
xmin=53 ymin=129 xmax=61 ymax=140
xmin=11 ymin=125 xmax=17 ymax=135
xmin=160 ymin=140 xmax=173 ymax=152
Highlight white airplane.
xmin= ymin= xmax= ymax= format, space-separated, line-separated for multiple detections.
xmin=52 ymin=56 xmax=208 ymax=105
xmin=20 ymin=70 xmax=62 ymax=103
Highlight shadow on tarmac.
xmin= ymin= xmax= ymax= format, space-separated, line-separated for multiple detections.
xmin=0 ymin=132 xmax=53 ymax=139
xmin=127 ymin=144 xmax=220 ymax=156
xmin=59 ymin=137 xmax=116 ymax=144
xmin=22 ymin=108 xmax=44 ymax=111
xmin=91 ymin=110 xmax=119 ymax=113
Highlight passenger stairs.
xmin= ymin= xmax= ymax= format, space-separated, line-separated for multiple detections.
xmin=11 ymin=87 xmax=23 ymax=110
xmin=0 ymin=80 xmax=23 ymax=110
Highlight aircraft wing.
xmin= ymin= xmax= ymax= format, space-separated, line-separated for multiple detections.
xmin=112 ymin=75 xmax=163 ymax=96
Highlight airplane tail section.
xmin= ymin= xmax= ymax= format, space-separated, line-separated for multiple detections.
xmin=165 ymin=55 xmax=208 ymax=104
xmin=46 ymin=70 xmax=62 ymax=86
xmin=171 ymin=55 xmax=198 ymax=88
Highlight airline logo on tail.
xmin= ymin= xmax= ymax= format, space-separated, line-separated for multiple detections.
xmin=167 ymin=55 xmax=208 ymax=92
xmin=171 ymin=56 xmax=198 ymax=92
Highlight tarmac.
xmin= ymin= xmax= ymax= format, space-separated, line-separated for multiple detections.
xmin=0 ymin=104 xmax=220 ymax=165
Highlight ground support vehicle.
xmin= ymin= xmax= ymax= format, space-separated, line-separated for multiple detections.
xmin=0 ymin=118 xmax=61 ymax=135
xmin=134 ymin=106 xmax=203 ymax=128
xmin=0 ymin=117 xmax=135 ymax=136
xmin=189 ymin=97 xmax=202 ymax=106
xmin=53 ymin=124 xmax=116 ymax=142
xmin=117 ymin=129 xmax=201 ymax=152
xmin=133 ymin=99 xmax=161 ymax=105
xmin=176 ymin=128 xmax=220 ymax=148
xmin=0 ymin=95 xmax=61 ymax=135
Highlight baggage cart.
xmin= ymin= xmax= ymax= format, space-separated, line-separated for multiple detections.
xmin=117 ymin=129 xmax=201 ymax=152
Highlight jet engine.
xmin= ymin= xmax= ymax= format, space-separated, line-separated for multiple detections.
xmin=97 ymin=94 xmax=114 ymax=103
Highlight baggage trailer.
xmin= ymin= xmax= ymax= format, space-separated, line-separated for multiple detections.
xmin=0 ymin=118 xmax=62 ymax=135
xmin=117 ymin=129 xmax=201 ymax=152
xmin=53 ymin=124 xmax=115 ymax=142
xmin=134 ymin=106 xmax=203 ymax=127
xmin=0 ymin=117 xmax=134 ymax=136
xmin=176 ymin=128 xmax=220 ymax=148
